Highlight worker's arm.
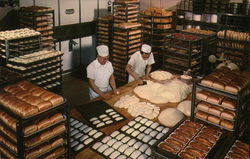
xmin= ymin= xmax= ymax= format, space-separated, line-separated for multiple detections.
xmin=88 ymin=78 xmax=109 ymax=99
xmin=109 ymin=74 xmax=119 ymax=94
xmin=145 ymin=64 xmax=152 ymax=79
xmin=126 ymin=64 xmax=140 ymax=81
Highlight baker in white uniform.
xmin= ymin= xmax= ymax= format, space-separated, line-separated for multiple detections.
xmin=87 ymin=45 xmax=118 ymax=99
xmin=126 ymin=44 xmax=155 ymax=83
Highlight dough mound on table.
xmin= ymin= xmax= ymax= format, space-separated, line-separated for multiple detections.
xmin=134 ymin=79 xmax=191 ymax=104
xmin=150 ymin=70 xmax=173 ymax=81
xmin=158 ymin=108 xmax=184 ymax=127
xmin=114 ymin=95 xmax=140 ymax=108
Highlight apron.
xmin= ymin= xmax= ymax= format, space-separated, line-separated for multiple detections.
xmin=128 ymin=55 xmax=148 ymax=82
xmin=89 ymin=63 xmax=113 ymax=99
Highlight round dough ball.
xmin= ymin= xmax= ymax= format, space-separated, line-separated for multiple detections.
xmin=177 ymin=100 xmax=191 ymax=116
xmin=158 ymin=108 xmax=184 ymax=127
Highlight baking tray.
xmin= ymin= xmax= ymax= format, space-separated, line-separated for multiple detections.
xmin=76 ymin=100 xmax=126 ymax=129
xmin=25 ymin=125 xmax=66 ymax=150
xmin=7 ymin=54 xmax=63 ymax=67
xmin=151 ymin=118 xmax=227 ymax=159
xmin=69 ymin=117 xmax=104 ymax=152
xmin=0 ymin=97 xmax=66 ymax=120
xmin=91 ymin=116 xmax=170 ymax=159
xmin=197 ymin=79 xmax=250 ymax=97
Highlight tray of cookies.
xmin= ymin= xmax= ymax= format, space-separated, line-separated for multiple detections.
xmin=76 ymin=100 xmax=126 ymax=129
xmin=91 ymin=116 xmax=170 ymax=159
xmin=69 ymin=117 xmax=104 ymax=152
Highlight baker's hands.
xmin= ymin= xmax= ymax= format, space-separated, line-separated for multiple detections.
xmin=137 ymin=78 xmax=144 ymax=85
xmin=113 ymin=89 xmax=120 ymax=95
xmin=100 ymin=92 xmax=111 ymax=99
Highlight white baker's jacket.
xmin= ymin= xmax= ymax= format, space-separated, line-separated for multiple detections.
xmin=128 ymin=51 xmax=155 ymax=82
xmin=87 ymin=59 xmax=113 ymax=99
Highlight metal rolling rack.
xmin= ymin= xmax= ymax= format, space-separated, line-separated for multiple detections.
xmin=0 ymin=33 xmax=41 ymax=62
xmin=20 ymin=6 xmax=55 ymax=49
xmin=111 ymin=24 xmax=142 ymax=84
xmin=216 ymin=13 xmax=250 ymax=70
xmin=191 ymin=78 xmax=250 ymax=134
xmin=0 ymin=97 xmax=70 ymax=159
xmin=113 ymin=1 xmax=140 ymax=24
xmin=163 ymin=33 xmax=203 ymax=75
xmin=181 ymin=30 xmax=217 ymax=74
xmin=6 ymin=50 xmax=63 ymax=91
xmin=141 ymin=12 xmax=174 ymax=70
xmin=96 ymin=16 xmax=113 ymax=48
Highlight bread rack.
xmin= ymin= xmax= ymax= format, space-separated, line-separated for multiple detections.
xmin=111 ymin=23 xmax=142 ymax=84
xmin=5 ymin=50 xmax=63 ymax=91
xmin=0 ymin=87 xmax=70 ymax=159
xmin=163 ymin=33 xmax=203 ymax=75
xmin=96 ymin=16 xmax=113 ymax=48
xmin=191 ymin=74 xmax=250 ymax=133
xmin=113 ymin=1 xmax=140 ymax=24
xmin=0 ymin=66 xmax=23 ymax=88
xmin=180 ymin=29 xmax=217 ymax=74
xmin=19 ymin=6 xmax=55 ymax=49
xmin=140 ymin=10 xmax=174 ymax=70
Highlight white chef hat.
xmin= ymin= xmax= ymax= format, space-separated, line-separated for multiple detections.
xmin=141 ymin=44 xmax=152 ymax=54
xmin=96 ymin=45 xmax=109 ymax=57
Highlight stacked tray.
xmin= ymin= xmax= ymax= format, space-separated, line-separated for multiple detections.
xmin=163 ymin=33 xmax=203 ymax=75
xmin=91 ymin=116 xmax=169 ymax=159
xmin=112 ymin=23 xmax=142 ymax=83
xmin=113 ymin=1 xmax=140 ymax=24
xmin=6 ymin=50 xmax=63 ymax=90
xmin=69 ymin=118 xmax=104 ymax=152
xmin=216 ymin=30 xmax=250 ymax=69
xmin=0 ymin=28 xmax=41 ymax=59
xmin=76 ymin=100 xmax=126 ymax=129
xmin=0 ymin=81 xmax=70 ymax=159
xmin=20 ymin=6 xmax=55 ymax=49
xmin=181 ymin=28 xmax=217 ymax=74
xmin=192 ymin=67 xmax=250 ymax=132
xmin=141 ymin=8 xmax=174 ymax=70
xmin=152 ymin=119 xmax=225 ymax=159
xmin=96 ymin=16 xmax=113 ymax=46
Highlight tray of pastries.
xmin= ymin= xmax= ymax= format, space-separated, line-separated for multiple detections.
xmin=69 ymin=117 xmax=104 ymax=152
xmin=76 ymin=100 xmax=126 ymax=129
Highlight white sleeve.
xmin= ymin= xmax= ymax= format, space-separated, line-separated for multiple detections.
xmin=147 ymin=53 xmax=155 ymax=65
xmin=128 ymin=53 xmax=136 ymax=66
xmin=87 ymin=64 xmax=95 ymax=80
xmin=109 ymin=62 xmax=114 ymax=74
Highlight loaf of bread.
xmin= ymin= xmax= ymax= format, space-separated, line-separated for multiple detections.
xmin=50 ymin=113 xmax=63 ymax=123
xmin=221 ymin=98 xmax=236 ymax=109
xmin=207 ymin=115 xmax=220 ymax=124
xmin=220 ymin=120 xmax=233 ymax=129
xmin=37 ymin=118 xmax=52 ymax=130
xmin=196 ymin=91 xmax=210 ymax=101
xmin=201 ymin=77 xmax=216 ymax=86
xmin=53 ymin=125 xmax=66 ymax=135
xmin=38 ymin=143 xmax=51 ymax=154
xmin=51 ymin=138 xmax=64 ymax=148
xmin=197 ymin=102 xmax=211 ymax=112
xmin=208 ymin=106 xmax=223 ymax=116
xmin=207 ymin=94 xmax=223 ymax=104
xmin=24 ymin=124 xmax=38 ymax=135
xmin=53 ymin=146 xmax=65 ymax=157
xmin=196 ymin=111 xmax=208 ymax=120
xmin=221 ymin=110 xmax=236 ymax=120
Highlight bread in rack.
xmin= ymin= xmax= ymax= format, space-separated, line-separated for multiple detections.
xmin=0 ymin=81 xmax=64 ymax=117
